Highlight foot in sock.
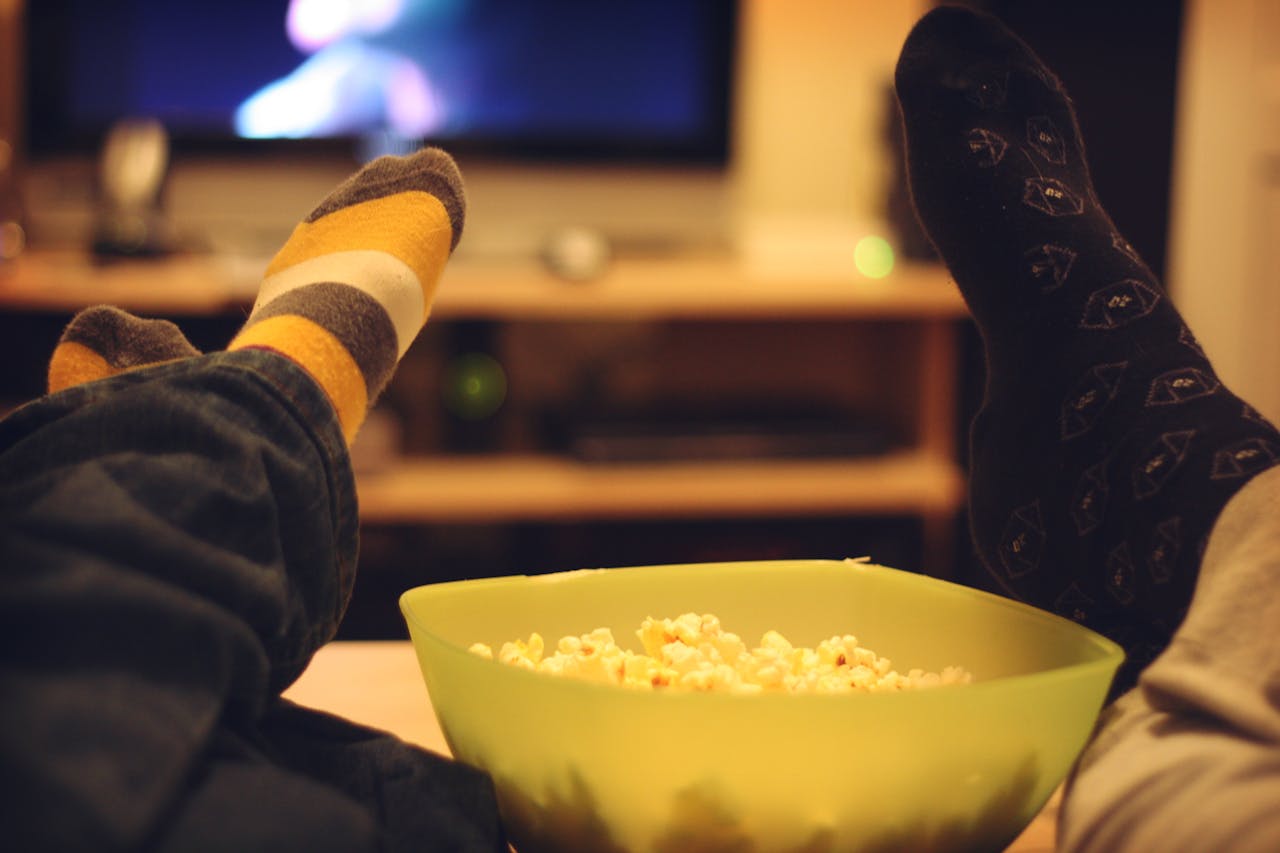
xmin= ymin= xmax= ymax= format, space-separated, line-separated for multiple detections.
xmin=47 ymin=147 xmax=464 ymax=448
xmin=895 ymin=7 xmax=1280 ymax=688
xmin=229 ymin=146 xmax=465 ymax=444
xmin=48 ymin=305 xmax=202 ymax=394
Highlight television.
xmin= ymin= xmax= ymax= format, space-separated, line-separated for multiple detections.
xmin=24 ymin=0 xmax=738 ymax=164
xmin=21 ymin=0 xmax=740 ymax=259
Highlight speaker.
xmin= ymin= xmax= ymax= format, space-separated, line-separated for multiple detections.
xmin=91 ymin=117 xmax=172 ymax=258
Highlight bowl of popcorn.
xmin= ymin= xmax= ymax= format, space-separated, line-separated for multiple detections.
xmin=400 ymin=559 xmax=1123 ymax=852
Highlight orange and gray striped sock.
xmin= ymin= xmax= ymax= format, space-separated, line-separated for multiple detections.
xmin=228 ymin=146 xmax=466 ymax=444
xmin=48 ymin=305 xmax=202 ymax=394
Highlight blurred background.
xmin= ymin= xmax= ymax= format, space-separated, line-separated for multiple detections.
xmin=1 ymin=0 xmax=1275 ymax=638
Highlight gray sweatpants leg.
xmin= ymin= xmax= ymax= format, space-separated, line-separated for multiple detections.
xmin=1058 ymin=465 xmax=1280 ymax=851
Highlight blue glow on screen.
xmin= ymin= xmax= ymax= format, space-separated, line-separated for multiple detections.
xmin=43 ymin=0 xmax=730 ymax=153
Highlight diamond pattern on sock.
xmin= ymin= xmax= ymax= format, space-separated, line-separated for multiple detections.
xmin=1061 ymin=361 xmax=1128 ymax=440
xmin=1025 ymin=243 xmax=1077 ymax=292
xmin=1105 ymin=543 xmax=1138 ymax=605
xmin=1147 ymin=517 xmax=1182 ymax=584
xmin=1054 ymin=582 xmax=1096 ymax=624
xmin=1132 ymin=430 xmax=1196 ymax=499
xmin=1026 ymin=116 xmax=1066 ymax=164
xmin=1111 ymin=231 xmax=1142 ymax=263
xmin=1071 ymin=463 xmax=1110 ymax=536
xmin=1210 ymin=437 xmax=1279 ymax=480
xmin=1178 ymin=324 xmax=1206 ymax=358
xmin=997 ymin=501 xmax=1046 ymax=580
xmin=1145 ymin=367 xmax=1221 ymax=406
xmin=1022 ymin=177 xmax=1085 ymax=216
xmin=1079 ymin=280 xmax=1161 ymax=329
xmin=967 ymin=128 xmax=1008 ymax=167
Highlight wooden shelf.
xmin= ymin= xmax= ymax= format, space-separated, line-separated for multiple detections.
xmin=354 ymin=449 xmax=965 ymax=524
xmin=0 ymin=249 xmax=966 ymax=321
xmin=1 ymin=247 xmax=969 ymax=575
xmin=0 ymin=250 xmax=257 ymax=315
xmin=437 ymin=256 xmax=966 ymax=320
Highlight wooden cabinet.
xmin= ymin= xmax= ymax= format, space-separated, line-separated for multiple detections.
xmin=0 ymin=249 xmax=968 ymax=577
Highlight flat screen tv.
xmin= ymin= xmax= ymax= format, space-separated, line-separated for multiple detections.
xmin=24 ymin=0 xmax=738 ymax=165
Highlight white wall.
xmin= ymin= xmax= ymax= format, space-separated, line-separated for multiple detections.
xmin=729 ymin=0 xmax=927 ymax=271
xmin=1168 ymin=0 xmax=1280 ymax=424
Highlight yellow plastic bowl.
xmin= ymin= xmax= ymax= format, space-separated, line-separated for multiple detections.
xmin=400 ymin=559 xmax=1122 ymax=852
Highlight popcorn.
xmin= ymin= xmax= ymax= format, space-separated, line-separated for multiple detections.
xmin=469 ymin=613 xmax=971 ymax=694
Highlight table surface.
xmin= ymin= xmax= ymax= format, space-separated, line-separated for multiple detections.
xmin=284 ymin=640 xmax=1060 ymax=852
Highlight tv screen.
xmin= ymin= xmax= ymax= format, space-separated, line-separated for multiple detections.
xmin=25 ymin=0 xmax=738 ymax=163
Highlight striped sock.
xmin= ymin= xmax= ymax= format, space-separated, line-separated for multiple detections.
xmin=228 ymin=146 xmax=466 ymax=444
xmin=48 ymin=305 xmax=202 ymax=394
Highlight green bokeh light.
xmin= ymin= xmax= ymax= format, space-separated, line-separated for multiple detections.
xmin=443 ymin=352 xmax=507 ymax=420
xmin=854 ymin=235 xmax=895 ymax=279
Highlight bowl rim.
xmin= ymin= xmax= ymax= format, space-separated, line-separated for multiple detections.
xmin=399 ymin=558 xmax=1126 ymax=702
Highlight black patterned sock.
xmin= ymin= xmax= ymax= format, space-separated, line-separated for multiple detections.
xmin=894 ymin=7 xmax=1280 ymax=691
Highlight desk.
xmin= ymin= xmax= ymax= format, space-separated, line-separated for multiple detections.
xmin=285 ymin=640 xmax=1061 ymax=852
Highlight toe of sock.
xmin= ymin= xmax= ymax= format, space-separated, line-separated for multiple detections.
xmin=48 ymin=305 xmax=201 ymax=393
xmin=63 ymin=305 xmax=201 ymax=368
xmin=307 ymin=146 xmax=467 ymax=251
xmin=895 ymin=6 xmax=1053 ymax=109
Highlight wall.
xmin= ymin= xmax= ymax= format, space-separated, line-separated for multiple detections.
xmin=1168 ymin=0 xmax=1280 ymax=425
xmin=729 ymin=0 xmax=927 ymax=272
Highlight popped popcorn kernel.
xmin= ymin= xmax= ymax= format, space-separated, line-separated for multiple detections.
xmin=470 ymin=613 xmax=972 ymax=694
xmin=498 ymin=632 xmax=544 ymax=669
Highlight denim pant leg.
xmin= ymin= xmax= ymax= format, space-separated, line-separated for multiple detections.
xmin=0 ymin=349 xmax=503 ymax=852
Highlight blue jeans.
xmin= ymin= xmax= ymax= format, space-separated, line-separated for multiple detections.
xmin=0 ymin=350 xmax=505 ymax=852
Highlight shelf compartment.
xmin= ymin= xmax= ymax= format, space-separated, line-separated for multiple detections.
xmin=354 ymin=449 xmax=964 ymax=524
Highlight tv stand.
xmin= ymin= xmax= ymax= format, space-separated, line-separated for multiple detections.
xmin=0 ymin=247 xmax=969 ymax=583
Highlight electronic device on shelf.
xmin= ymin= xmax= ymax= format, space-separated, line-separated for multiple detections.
xmin=541 ymin=401 xmax=895 ymax=464
xmin=91 ymin=118 xmax=171 ymax=258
